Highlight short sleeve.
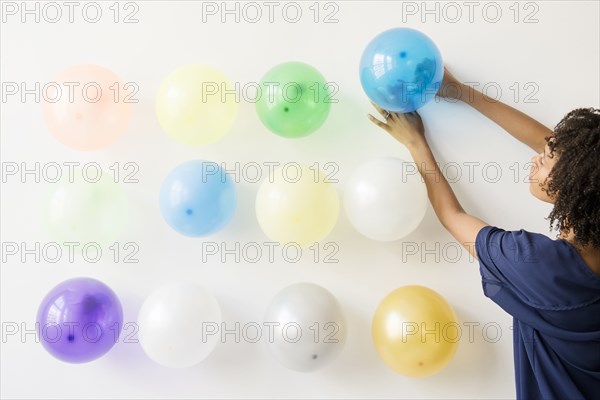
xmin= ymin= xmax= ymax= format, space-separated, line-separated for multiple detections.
xmin=475 ymin=226 xmax=600 ymax=311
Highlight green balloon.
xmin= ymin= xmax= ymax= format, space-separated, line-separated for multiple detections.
xmin=256 ymin=62 xmax=331 ymax=138
xmin=42 ymin=172 xmax=129 ymax=248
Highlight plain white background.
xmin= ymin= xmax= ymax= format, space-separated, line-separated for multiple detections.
xmin=1 ymin=1 xmax=599 ymax=398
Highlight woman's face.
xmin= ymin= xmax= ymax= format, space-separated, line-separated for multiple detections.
xmin=530 ymin=143 xmax=557 ymax=203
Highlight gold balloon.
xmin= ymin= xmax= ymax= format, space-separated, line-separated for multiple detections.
xmin=155 ymin=65 xmax=237 ymax=146
xmin=372 ymin=285 xmax=459 ymax=377
xmin=255 ymin=165 xmax=339 ymax=248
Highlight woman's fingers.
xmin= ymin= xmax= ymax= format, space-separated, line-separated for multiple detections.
xmin=403 ymin=111 xmax=420 ymax=123
xmin=367 ymin=114 xmax=391 ymax=132
xmin=405 ymin=111 xmax=424 ymax=133
xmin=369 ymin=105 xmax=423 ymax=134
xmin=370 ymin=101 xmax=391 ymax=118
xmin=410 ymin=112 xmax=420 ymax=122
xmin=388 ymin=112 xmax=402 ymax=123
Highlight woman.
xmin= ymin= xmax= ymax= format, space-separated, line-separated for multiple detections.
xmin=367 ymin=69 xmax=600 ymax=399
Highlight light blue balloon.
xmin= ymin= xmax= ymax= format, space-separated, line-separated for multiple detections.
xmin=360 ymin=28 xmax=443 ymax=112
xmin=159 ymin=160 xmax=237 ymax=237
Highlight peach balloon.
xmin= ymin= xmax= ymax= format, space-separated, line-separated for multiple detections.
xmin=43 ymin=64 xmax=132 ymax=151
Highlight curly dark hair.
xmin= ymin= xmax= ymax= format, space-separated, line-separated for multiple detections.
xmin=545 ymin=108 xmax=600 ymax=248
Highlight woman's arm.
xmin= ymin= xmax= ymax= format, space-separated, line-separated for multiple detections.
xmin=368 ymin=105 xmax=488 ymax=258
xmin=440 ymin=68 xmax=553 ymax=153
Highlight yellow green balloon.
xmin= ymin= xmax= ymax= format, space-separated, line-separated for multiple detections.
xmin=42 ymin=172 xmax=129 ymax=247
xmin=256 ymin=62 xmax=331 ymax=138
xmin=372 ymin=286 xmax=459 ymax=377
xmin=255 ymin=165 xmax=339 ymax=247
xmin=156 ymin=65 xmax=237 ymax=145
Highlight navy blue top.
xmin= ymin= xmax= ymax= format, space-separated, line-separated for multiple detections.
xmin=476 ymin=226 xmax=600 ymax=400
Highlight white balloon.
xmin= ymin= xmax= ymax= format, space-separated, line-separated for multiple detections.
xmin=264 ymin=283 xmax=346 ymax=372
xmin=344 ymin=157 xmax=427 ymax=241
xmin=137 ymin=283 xmax=222 ymax=368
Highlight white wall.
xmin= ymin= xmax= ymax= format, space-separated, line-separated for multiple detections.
xmin=1 ymin=1 xmax=599 ymax=399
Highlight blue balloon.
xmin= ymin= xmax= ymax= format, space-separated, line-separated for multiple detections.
xmin=360 ymin=28 xmax=443 ymax=112
xmin=159 ymin=160 xmax=237 ymax=237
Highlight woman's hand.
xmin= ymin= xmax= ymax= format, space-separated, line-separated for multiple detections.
xmin=437 ymin=67 xmax=464 ymax=101
xmin=367 ymin=102 xmax=426 ymax=149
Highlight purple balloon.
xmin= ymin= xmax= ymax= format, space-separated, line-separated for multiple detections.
xmin=36 ymin=277 xmax=123 ymax=363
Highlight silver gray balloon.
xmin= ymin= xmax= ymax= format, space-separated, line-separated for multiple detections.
xmin=264 ymin=282 xmax=346 ymax=372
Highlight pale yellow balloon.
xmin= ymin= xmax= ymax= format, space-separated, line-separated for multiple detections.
xmin=155 ymin=65 xmax=237 ymax=145
xmin=372 ymin=286 xmax=459 ymax=377
xmin=255 ymin=165 xmax=339 ymax=248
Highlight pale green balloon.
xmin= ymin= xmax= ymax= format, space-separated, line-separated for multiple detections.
xmin=42 ymin=172 xmax=129 ymax=247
